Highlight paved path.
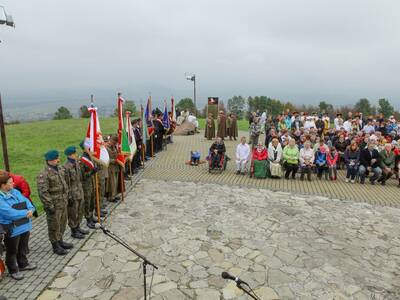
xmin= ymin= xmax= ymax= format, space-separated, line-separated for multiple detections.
xmin=0 ymin=166 xmax=146 ymax=300
xmin=43 ymin=179 xmax=400 ymax=300
xmin=145 ymin=131 xmax=400 ymax=207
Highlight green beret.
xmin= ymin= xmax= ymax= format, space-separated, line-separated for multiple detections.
xmin=64 ymin=146 xmax=77 ymax=156
xmin=45 ymin=150 xmax=59 ymax=161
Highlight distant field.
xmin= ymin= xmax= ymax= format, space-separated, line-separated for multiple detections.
xmin=0 ymin=117 xmax=250 ymax=213
xmin=0 ymin=117 xmax=119 ymax=212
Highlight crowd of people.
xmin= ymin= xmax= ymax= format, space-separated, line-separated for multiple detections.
xmin=0 ymin=109 xmax=175 ymax=284
xmin=207 ymin=110 xmax=400 ymax=187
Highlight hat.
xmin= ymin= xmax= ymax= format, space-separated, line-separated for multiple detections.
xmin=64 ymin=146 xmax=77 ymax=156
xmin=45 ymin=150 xmax=59 ymax=161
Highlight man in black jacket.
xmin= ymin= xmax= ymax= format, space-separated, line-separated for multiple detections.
xmin=210 ymin=137 xmax=226 ymax=169
xmin=359 ymin=142 xmax=382 ymax=184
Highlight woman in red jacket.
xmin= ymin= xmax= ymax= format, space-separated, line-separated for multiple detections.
xmin=252 ymin=143 xmax=268 ymax=161
xmin=251 ymin=143 xmax=268 ymax=178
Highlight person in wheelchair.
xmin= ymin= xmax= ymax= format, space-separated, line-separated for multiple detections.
xmin=210 ymin=137 xmax=226 ymax=169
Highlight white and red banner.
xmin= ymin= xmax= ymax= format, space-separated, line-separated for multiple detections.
xmin=84 ymin=106 xmax=110 ymax=165
xmin=125 ymin=111 xmax=137 ymax=160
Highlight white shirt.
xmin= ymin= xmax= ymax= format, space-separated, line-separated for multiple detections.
xmin=363 ymin=124 xmax=375 ymax=134
xmin=236 ymin=143 xmax=250 ymax=161
xmin=343 ymin=120 xmax=352 ymax=133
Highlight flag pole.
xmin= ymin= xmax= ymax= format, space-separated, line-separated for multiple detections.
xmin=95 ymin=173 xmax=101 ymax=224
xmin=120 ymin=168 xmax=125 ymax=202
xmin=151 ymin=135 xmax=154 ymax=157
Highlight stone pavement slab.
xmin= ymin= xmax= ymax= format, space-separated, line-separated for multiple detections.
xmin=44 ymin=179 xmax=400 ymax=299
xmin=144 ymin=131 xmax=400 ymax=207
xmin=0 ymin=163 xmax=149 ymax=300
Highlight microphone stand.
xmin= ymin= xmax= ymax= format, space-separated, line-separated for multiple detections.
xmin=97 ymin=226 xmax=158 ymax=300
xmin=236 ymin=282 xmax=261 ymax=300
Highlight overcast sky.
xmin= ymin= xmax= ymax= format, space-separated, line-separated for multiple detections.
xmin=0 ymin=0 xmax=399 ymax=110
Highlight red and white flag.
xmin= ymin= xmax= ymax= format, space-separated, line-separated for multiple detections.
xmin=84 ymin=106 xmax=109 ymax=165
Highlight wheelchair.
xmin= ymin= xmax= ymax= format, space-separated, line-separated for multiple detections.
xmin=208 ymin=151 xmax=227 ymax=173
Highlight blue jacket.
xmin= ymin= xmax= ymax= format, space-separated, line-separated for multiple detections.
xmin=0 ymin=189 xmax=34 ymax=237
xmin=315 ymin=150 xmax=327 ymax=165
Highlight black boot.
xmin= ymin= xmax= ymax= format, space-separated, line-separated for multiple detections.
xmin=78 ymin=226 xmax=89 ymax=235
xmin=71 ymin=228 xmax=85 ymax=239
xmin=52 ymin=242 xmax=68 ymax=255
xmin=59 ymin=240 xmax=74 ymax=249
xmin=86 ymin=218 xmax=96 ymax=229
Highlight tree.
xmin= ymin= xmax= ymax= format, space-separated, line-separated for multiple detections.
xmin=176 ymin=98 xmax=196 ymax=114
xmin=378 ymin=98 xmax=394 ymax=118
xmin=219 ymin=100 xmax=226 ymax=113
xmin=227 ymin=95 xmax=245 ymax=119
xmin=318 ymin=101 xmax=334 ymax=114
xmin=114 ymin=100 xmax=137 ymax=117
xmin=79 ymin=105 xmax=90 ymax=118
xmin=354 ymin=98 xmax=373 ymax=116
xmin=53 ymin=106 xmax=73 ymax=120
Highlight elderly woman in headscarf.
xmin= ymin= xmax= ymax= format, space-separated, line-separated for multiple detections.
xmin=267 ymin=138 xmax=283 ymax=178
xmin=251 ymin=142 xmax=268 ymax=178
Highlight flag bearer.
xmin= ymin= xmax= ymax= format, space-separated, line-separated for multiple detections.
xmin=37 ymin=150 xmax=73 ymax=255
xmin=63 ymin=146 xmax=87 ymax=239
xmin=106 ymin=135 xmax=121 ymax=202
xmin=79 ymin=141 xmax=97 ymax=229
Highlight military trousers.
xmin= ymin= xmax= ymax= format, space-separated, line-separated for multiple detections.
xmin=83 ymin=182 xmax=95 ymax=219
xmin=68 ymin=197 xmax=84 ymax=229
xmin=46 ymin=207 xmax=67 ymax=243
xmin=107 ymin=170 xmax=119 ymax=200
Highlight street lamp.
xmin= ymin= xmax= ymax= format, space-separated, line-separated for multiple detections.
xmin=0 ymin=6 xmax=15 ymax=27
xmin=186 ymin=73 xmax=196 ymax=116
xmin=0 ymin=5 xmax=15 ymax=171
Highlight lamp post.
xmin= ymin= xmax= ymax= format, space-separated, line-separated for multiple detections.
xmin=186 ymin=74 xmax=196 ymax=116
xmin=0 ymin=6 xmax=15 ymax=171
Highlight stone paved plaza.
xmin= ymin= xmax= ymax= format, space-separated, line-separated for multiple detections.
xmin=42 ymin=179 xmax=400 ymax=300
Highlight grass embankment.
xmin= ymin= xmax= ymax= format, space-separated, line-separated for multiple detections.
xmin=0 ymin=117 xmax=250 ymax=213
xmin=0 ymin=117 xmax=118 ymax=212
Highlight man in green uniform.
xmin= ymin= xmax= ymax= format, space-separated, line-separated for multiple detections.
xmin=79 ymin=141 xmax=97 ymax=229
xmin=64 ymin=146 xmax=87 ymax=239
xmin=106 ymin=135 xmax=121 ymax=202
xmin=37 ymin=150 xmax=73 ymax=255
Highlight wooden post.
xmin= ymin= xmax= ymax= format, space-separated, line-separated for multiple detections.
xmin=141 ymin=144 xmax=145 ymax=168
xmin=120 ymin=169 xmax=125 ymax=202
xmin=0 ymin=94 xmax=10 ymax=172
xmin=95 ymin=173 xmax=101 ymax=224
xmin=150 ymin=135 xmax=154 ymax=157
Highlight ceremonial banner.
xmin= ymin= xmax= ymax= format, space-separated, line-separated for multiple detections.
xmin=125 ymin=111 xmax=137 ymax=159
xmin=145 ymin=96 xmax=155 ymax=136
xmin=117 ymin=94 xmax=130 ymax=165
xmin=171 ymin=97 xmax=176 ymax=122
xmin=142 ymin=105 xmax=148 ymax=142
xmin=207 ymin=97 xmax=219 ymax=120
xmin=163 ymin=100 xmax=170 ymax=129
xmin=84 ymin=106 xmax=109 ymax=165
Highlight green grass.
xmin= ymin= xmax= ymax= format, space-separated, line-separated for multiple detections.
xmin=0 ymin=117 xmax=119 ymax=212
xmin=197 ymin=118 xmax=249 ymax=131
xmin=0 ymin=117 xmax=249 ymax=213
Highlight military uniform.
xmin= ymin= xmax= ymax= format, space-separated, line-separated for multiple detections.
xmin=80 ymin=152 xmax=96 ymax=227
xmin=37 ymin=150 xmax=73 ymax=255
xmin=64 ymin=157 xmax=85 ymax=238
xmin=106 ymin=141 xmax=120 ymax=201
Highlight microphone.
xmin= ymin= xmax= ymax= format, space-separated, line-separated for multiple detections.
xmin=221 ymin=272 xmax=249 ymax=286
